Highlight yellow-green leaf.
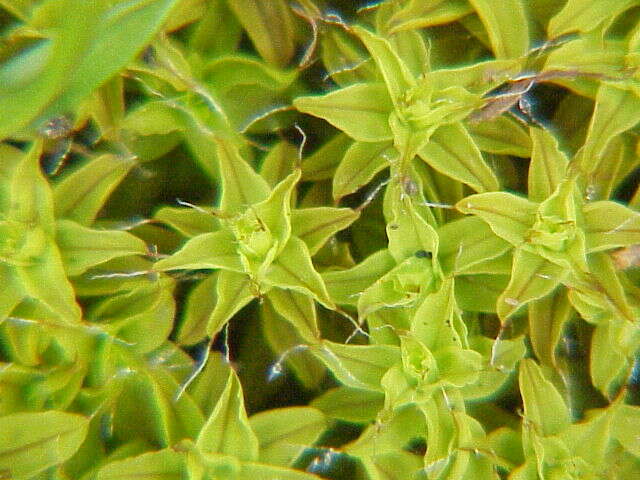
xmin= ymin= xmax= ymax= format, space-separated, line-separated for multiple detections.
xmin=387 ymin=0 xmax=473 ymax=33
xmin=267 ymin=288 xmax=319 ymax=343
xmin=265 ymin=236 xmax=334 ymax=308
xmin=547 ymin=0 xmax=636 ymax=38
xmin=519 ymin=359 xmax=570 ymax=437
xmin=310 ymin=387 xmax=384 ymax=423
xmin=216 ymin=137 xmax=270 ymax=215
xmin=579 ymin=83 xmax=640 ymax=175
xmin=497 ymin=248 xmax=565 ymax=320
xmin=419 ymin=122 xmax=499 ymax=193
xmin=466 ymin=115 xmax=532 ymax=158
xmin=528 ymin=289 xmax=573 ymax=367
xmin=0 ymin=411 xmax=89 ymax=480
xmin=527 ymin=127 xmax=569 ymax=203
xmin=96 ymin=448 xmax=188 ymax=480
xmin=56 ymin=219 xmax=147 ymax=276
xmin=292 ymin=207 xmax=360 ymax=255
xmin=196 ymin=369 xmax=259 ymax=462
xmin=294 ymin=84 xmax=394 ymax=143
xmin=322 ymin=249 xmax=397 ymax=306
xmin=155 ymin=206 xmax=218 ymax=238
xmin=352 ymin=25 xmax=416 ymax=108
xmin=311 ymin=340 xmax=401 ymax=392
xmin=456 ymin=193 xmax=537 ymax=246
xmin=468 ymin=0 xmax=529 ymax=59
xmin=227 ymin=0 xmax=295 ymax=68
xmin=207 ymin=270 xmax=255 ymax=337
xmin=333 ymin=141 xmax=394 ymax=201
xmin=53 ymin=154 xmax=136 ymax=226
xmin=583 ymin=201 xmax=640 ymax=252
xmin=249 ymin=407 xmax=327 ymax=467
xmin=154 ymin=230 xmax=243 ymax=272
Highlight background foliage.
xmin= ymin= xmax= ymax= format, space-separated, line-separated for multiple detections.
xmin=1 ymin=0 xmax=640 ymax=479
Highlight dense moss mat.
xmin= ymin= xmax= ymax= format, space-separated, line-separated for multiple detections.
xmin=1 ymin=1 xmax=640 ymax=479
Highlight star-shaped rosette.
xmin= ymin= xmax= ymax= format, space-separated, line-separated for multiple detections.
xmin=457 ymin=126 xmax=640 ymax=325
xmin=154 ymin=137 xmax=360 ymax=344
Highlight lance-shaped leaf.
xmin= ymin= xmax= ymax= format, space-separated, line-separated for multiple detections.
xmin=311 ymin=340 xmax=401 ymax=392
xmin=528 ymin=289 xmax=573 ymax=367
xmin=252 ymin=169 xmax=300 ymax=255
xmin=589 ymin=134 xmax=639 ymax=201
xmin=333 ymin=141 xmax=394 ymax=201
xmin=197 ymin=369 xmax=259 ymax=462
xmin=267 ymin=288 xmax=319 ymax=343
xmin=590 ymin=322 xmax=629 ymax=395
xmin=428 ymin=59 xmax=522 ymax=95
xmin=579 ymin=83 xmax=640 ymax=175
xmin=352 ymin=25 xmax=416 ymax=108
xmin=0 ymin=410 xmax=89 ymax=480
xmin=468 ymin=0 xmax=529 ymax=59
xmin=301 ymin=133 xmax=352 ymax=182
xmin=322 ymin=249 xmax=397 ymax=306
xmin=547 ymin=0 xmax=636 ymax=38
xmin=90 ymin=279 xmax=176 ymax=353
xmin=265 ymin=236 xmax=334 ymax=308
xmin=528 ymin=127 xmax=569 ymax=203
xmin=583 ymin=200 xmax=640 ymax=252
xmin=155 ymin=206 xmax=218 ymax=238
xmin=291 ymin=207 xmax=360 ymax=255
xmin=544 ymin=37 xmax=627 ymax=85
xmin=294 ymin=84 xmax=394 ymax=143
xmin=0 ymin=0 xmax=179 ymax=139
xmin=456 ymin=193 xmax=538 ymax=246
xmin=89 ymin=75 xmax=125 ymax=141
xmin=438 ymin=216 xmax=512 ymax=275
xmin=435 ymin=347 xmax=484 ymax=389
xmin=207 ymin=270 xmax=255 ymax=337
xmin=413 ymin=278 xmax=463 ymax=351
xmin=9 ymin=142 xmax=54 ymax=232
xmin=96 ymin=449 xmax=189 ymax=480
xmin=215 ymin=137 xmax=270 ymax=215
xmin=497 ymin=248 xmax=566 ymax=320
xmin=249 ymin=407 xmax=327 ymax=467
xmin=384 ymin=22 xmax=431 ymax=80
xmin=226 ymin=0 xmax=295 ymax=68
xmin=570 ymin=252 xmax=635 ymax=324
xmin=154 ymin=230 xmax=243 ymax=272
xmin=387 ymin=196 xmax=439 ymax=263
xmin=204 ymin=56 xmax=298 ymax=94
xmin=177 ymin=273 xmax=217 ymax=346
xmin=387 ymin=0 xmax=473 ymax=32
xmin=419 ymin=122 xmax=499 ymax=193
xmin=310 ymin=386 xmax=384 ymax=423
xmin=466 ymin=115 xmax=532 ymax=157
xmin=519 ymin=359 xmax=570 ymax=437
xmin=261 ymin=300 xmax=326 ymax=390
xmin=52 ymin=0 xmax=181 ymax=118
xmin=56 ymin=219 xmax=147 ymax=276
xmin=260 ymin=141 xmax=297 ymax=187
xmin=187 ymin=352 xmax=233 ymax=418
xmin=54 ymin=154 xmax=135 ymax=226
xmin=16 ymin=241 xmax=82 ymax=323
xmin=456 ymin=274 xmax=510 ymax=313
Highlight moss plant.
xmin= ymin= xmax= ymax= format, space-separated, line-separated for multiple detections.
xmin=1 ymin=1 xmax=640 ymax=479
